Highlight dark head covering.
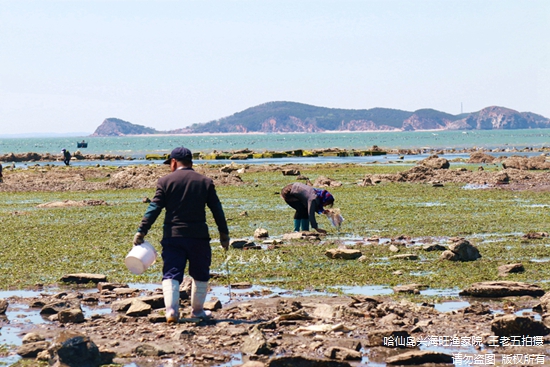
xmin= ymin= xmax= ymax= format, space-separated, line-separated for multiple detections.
xmin=314 ymin=188 xmax=334 ymax=213
xmin=163 ymin=146 xmax=193 ymax=164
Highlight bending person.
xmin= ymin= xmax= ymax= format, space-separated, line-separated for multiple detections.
xmin=133 ymin=147 xmax=230 ymax=323
xmin=281 ymin=182 xmax=334 ymax=234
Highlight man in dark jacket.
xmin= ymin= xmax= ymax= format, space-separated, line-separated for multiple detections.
xmin=133 ymin=147 xmax=230 ymax=322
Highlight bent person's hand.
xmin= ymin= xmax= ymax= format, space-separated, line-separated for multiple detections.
xmin=220 ymin=232 xmax=230 ymax=250
xmin=133 ymin=232 xmax=145 ymax=245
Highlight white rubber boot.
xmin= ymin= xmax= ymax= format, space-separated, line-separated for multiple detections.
xmin=191 ymin=279 xmax=211 ymax=319
xmin=162 ymin=279 xmax=180 ymax=323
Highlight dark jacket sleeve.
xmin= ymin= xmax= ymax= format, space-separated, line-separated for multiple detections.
xmin=138 ymin=180 xmax=166 ymax=235
xmin=307 ymin=198 xmax=320 ymax=229
xmin=206 ymin=183 xmax=229 ymax=235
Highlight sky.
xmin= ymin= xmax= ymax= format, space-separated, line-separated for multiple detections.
xmin=0 ymin=0 xmax=549 ymax=135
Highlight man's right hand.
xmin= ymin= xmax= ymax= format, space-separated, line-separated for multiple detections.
xmin=220 ymin=233 xmax=230 ymax=250
xmin=133 ymin=232 xmax=145 ymax=246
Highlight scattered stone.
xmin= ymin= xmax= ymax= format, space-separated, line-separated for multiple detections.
xmin=522 ymin=231 xmax=549 ymax=240
xmin=40 ymin=300 xmax=81 ymax=315
xmin=283 ymin=232 xmax=321 ymax=241
xmin=0 ymin=299 xmax=8 ymax=314
xmin=325 ymin=248 xmax=362 ymax=260
xmin=16 ymin=341 xmax=51 ymax=358
xmin=422 ymin=244 xmax=446 ymax=251
xmin=60 ymin=273 xmax=107 ymax=284
xmin=58 ymin=308 xmax=85 ymax=323
xmin=459 ymin=281 xmax=545 ymax=297
xmin=282 ymin=169 xmax=300 ymax=176
xmin=254 ymin=228 xmax=269 ymax=238
xmin=52 ymin=333 xmax=102 ymax=367
xmin=440 ymin=239 xmax=481 ymax=262
xmin=498 ymin=263 xmax=525 ymax=277
xmin=204 ymin=299 xmax=222 ymax=311
xmin=324 ymin=346 xmax=361 ymax=360
xmin=388 ymin=244 xmax=400 ymax=253
xmin=126 ymin=299 xmax=152 ymax=317
xmin=418 ymin=155 xmax=450 ymax=169
xmin=134 ymin=343 xmax=164 ymax=357
xmin=386 ymin=350 xmax=453 ymax=365
xmin=313 ymin=176 xmax=342 ymax=187
xmin=230 ymin=239 xmax=256 ymax=249
xmin=231 ymin=282 xmax=252 ymax=289
xmin=22 ymin=333 xmax=45 ymax=344
xmin=461 ymin=303 xmax=491 ymax=315
xmin=97 ymin=282 xmax=128 ymax=291
xmin=390 ymin=254 xmax=418 ymax=260
xmin=491 ymin=314 xmax=550 ymax=337
xmin=242 ymin=327 xmax=272 ymax=355
xmin=502 ymin=155 xmax=550 ymax=170
xmin=393 ymin=284 xmax=427 ymax=294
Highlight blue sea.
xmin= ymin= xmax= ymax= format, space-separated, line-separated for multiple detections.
xmin=1 ymin=129 xmax=549 ymax=167
xmin=2 ymin=129 xmax=550 ymax=155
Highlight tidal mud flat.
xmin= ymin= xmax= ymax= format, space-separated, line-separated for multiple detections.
xmin=2 ymin=154 xmax=550 ymax=366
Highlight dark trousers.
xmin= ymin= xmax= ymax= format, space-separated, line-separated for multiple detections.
xmin=160 ymin=237 xmax=211 ymax=283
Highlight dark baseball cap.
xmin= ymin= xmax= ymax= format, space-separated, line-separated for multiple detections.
xmin=163 ymin=147 xmax=193 ymax=164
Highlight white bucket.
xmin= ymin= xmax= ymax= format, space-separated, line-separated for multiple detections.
xmin=125 ymin=241 xmax=158 ymax=275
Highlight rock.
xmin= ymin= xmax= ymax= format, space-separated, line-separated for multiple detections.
xmin=60 ymin=273 xmax=107 ymax=284
xmin=254 ymin=228 xmax=269 ymax=238
xmin=111 ymin=298 xmax=134 ymax=312
xmin=418 ymin=155 xmax=450 ymax=169
xmin=97 ymin=282 xmax=128 ymax=291
xmin=204 ymin=299 xmax=222 ymax=311
xmin=539 ymin=292 xmax=550 ymax=312
xmin=388 ymin=244 xmax=400 ymax=253
xmin=126 ymin=299 xmax=152 ymax=317
xmin=52 ymin=333 xmax=102 ymax=367
xmin=468 ymin=152 xmax=496 ymax=163
xmin=390 ymin=254 xmax=418 ymax=260
xmin=134 ymin=344 xmax=164 ymax=357
xmin=422 ymin=244 xmax=446 ymax=251
xmin=283 ymin=232 xmax=321 ymax=241
xmin=231 ymin=282 xmax=252 ymax=289
xmin=502 ymin=155 xmax=550 ymax=170
xmin=241 ymin=327 xmax=271 ymax=355
xmin=448 ymin=239 xmax=481 ymax=261
xmin=231 ymin=239 xmax=256 ymax=249
xmin=439 ymin=250 xmax=459 ymax=261
xmin=498 ymin=263 xmax=525 ymax=277
xmin=58 ymin=308 xmax=85 ymax=323
xmin=40 ymin=300 xmax=81 ymax=315
xmin=459 ymin=281 xmax=545 ymax=297
xmin=386 ymin=350 xmax=453 ymax=365
xmin=16 ymin=341 xmax=51 ymax=358
xmin=461 ymin=303 xmax=491 ymax=315
xmin=357 ymin=255 xmax=369 ymax=262
xmin=314 ymin=304 xmax=337 ymax=320
xmin=393 ymin=284 xmax=427 ymax=294
xmin=313 ymin=176 xmax=342 ymax=187
xmin=325 ymin=248 xmax=362 ymax=260
xmin=22 ymin=332 xmax=45 ymax=344
xmin=282 ymin=169 xmax=300 ymax=176
xmin=491 ymin=314 xmax=550 ymax=337
xmin=523 ymin=231 xmax=549 ymax=239
xmin=0 ymin=299 xmax=8 ymax=314
xmin=266 ymin=356 xmax=352 ymax=367
xmin=324 ymin=346 xmax=361 ymax=360
xmin=139 ymin=295 xmax=167 ymax=308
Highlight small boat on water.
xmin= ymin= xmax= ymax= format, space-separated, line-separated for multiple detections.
xmin=77 ymin=140 xmax=88 ymax=148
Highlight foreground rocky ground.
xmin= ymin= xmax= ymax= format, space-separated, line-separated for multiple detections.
xmin=3 ymin=275 xmax=550 ymax=367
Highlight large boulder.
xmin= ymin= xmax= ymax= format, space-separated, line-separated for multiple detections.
xmin=440 ymin=239 xmax=481 ymax=262
xmin=51 ymin=332 xmax=101 ymax=367
xmin=468 ymin=152 xmax=496 ymax=163
xmin=418 ymin=155 xmax=450 ymax=169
